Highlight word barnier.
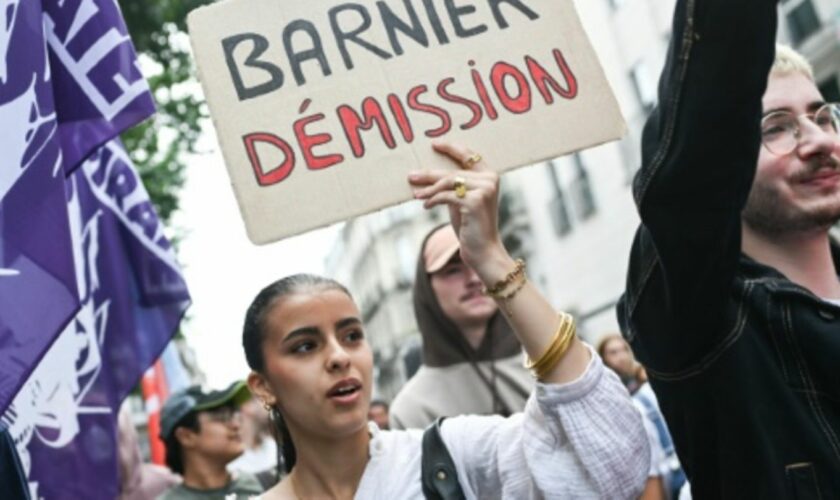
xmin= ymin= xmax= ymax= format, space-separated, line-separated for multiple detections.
xmin=223 ymin=0 xmax=540 ymax=100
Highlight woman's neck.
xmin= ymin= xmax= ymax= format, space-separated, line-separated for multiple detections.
xmin=287 ymin=424 xmax=371 ymax=500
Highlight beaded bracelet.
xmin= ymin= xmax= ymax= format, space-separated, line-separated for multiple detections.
xmin=482 ymin=259 xmax=526 ymax=297
xmin=524 ymin=312 xmax=577 ymax=379
xmin=498 ymin=274 xmax=528 ymax=316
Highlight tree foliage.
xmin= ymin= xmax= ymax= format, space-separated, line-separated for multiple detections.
xmin=119 ymin=0 xmax=213 ymax=224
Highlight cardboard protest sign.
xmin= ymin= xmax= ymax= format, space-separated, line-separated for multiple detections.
xmin=188 ymin=0 xmax=624 ymax=244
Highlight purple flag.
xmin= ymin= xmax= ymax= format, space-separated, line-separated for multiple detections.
xmin=3 ymin=139 xmax=190 ymax=500
xmin=0 ymin=0 xmax=80 ymax=416
xmin=43 ymin=0 xmax=156 ymax=174
xmin=1 ymin=1 xmax=188 ymax=497
xmin=0 ymin=0 xmax=156 ymax=416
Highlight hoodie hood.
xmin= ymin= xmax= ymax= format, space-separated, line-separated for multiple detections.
xmin=413 ymin=225 xmax=523 ymax=368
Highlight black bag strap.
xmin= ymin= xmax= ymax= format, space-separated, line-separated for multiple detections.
xmin=0 ymin=424 xmax=31 ymax=500
xmin=254 ymin=467 xmax=280 ymax=491
xmin=421 ymin=418 xmax=466 ymax=500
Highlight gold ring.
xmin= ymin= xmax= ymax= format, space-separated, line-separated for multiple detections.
xmin=462 ymin=153 xmax=482 ymax=169
xmin=453 ymin=176 xmax=467 ymax=199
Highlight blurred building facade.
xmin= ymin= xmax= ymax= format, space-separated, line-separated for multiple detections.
xmin=780 ymin=0 xmax=840 ymax=101
xmin=498 ymin=0 xmax=675 ymax=340
xmin=326 ymin=0 xmax=840 ymax=399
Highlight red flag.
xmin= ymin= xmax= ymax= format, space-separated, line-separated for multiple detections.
xmin=141 ymin=361 xmax=170 ymax=465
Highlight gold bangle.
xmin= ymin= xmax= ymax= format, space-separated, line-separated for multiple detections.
xmin=483 ymin=259 xmax=526 ymax=298
xmin=525 ymin=313 xmax=577 ymax=379
xmin=541 ymin=317 xmax=576 ymax=376
xmin=529 ymin=323 xmax=575 ymax=379
xmin=538 ymin=322 xmax=575 ymax=379
xmin=525 ymin=314 xmax=571 ymax=372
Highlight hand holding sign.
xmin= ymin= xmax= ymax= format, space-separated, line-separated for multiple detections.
xmin=188 ymin=0 xmax=624 ymax=244
xmin=409 ymin=141 xmax=505 ymax=276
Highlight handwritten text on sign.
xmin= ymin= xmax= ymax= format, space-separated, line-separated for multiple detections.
xmin=189 ymin=0 xmax=624 ymax=243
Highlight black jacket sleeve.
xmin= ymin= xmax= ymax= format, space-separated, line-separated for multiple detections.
xmin=617 ymin=0 xmax=778 ymax=374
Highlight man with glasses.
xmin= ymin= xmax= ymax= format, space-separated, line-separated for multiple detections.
xmin=158 ymin=381 xmax=265 ymax=500
xmin=617 ymin=0 xmax=840 ymax=496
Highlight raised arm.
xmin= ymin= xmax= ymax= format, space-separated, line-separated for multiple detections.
xmin=409 ymin=141 xmax=648 ymax=497
xmin=618 ymin=0 xmax=778 ymax=371
xmin=409 ymin=141 xmax=588 ymax=384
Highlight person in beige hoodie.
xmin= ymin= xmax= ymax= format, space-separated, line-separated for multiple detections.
xmin=389 ymin=224 xmax=533 ymax=430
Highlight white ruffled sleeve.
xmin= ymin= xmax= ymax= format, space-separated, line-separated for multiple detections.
xmin=440 ymin=344 xmax=649 ymax=499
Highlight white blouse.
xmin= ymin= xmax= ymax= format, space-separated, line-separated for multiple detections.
xmin=354 ymin=345 xmax=649 ymax=499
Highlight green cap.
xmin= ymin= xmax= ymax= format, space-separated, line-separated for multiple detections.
xmin=159 ymin=381 xmax=251 ymax=440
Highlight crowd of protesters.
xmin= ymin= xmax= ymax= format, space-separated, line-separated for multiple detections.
xmin=125 ymin=0 xmax=840 ymax=497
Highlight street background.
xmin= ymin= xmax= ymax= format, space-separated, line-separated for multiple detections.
xmin=173 ymin=0 xmax=840 ymax=402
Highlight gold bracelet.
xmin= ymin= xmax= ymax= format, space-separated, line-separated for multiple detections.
xmin=499 ymin=273 xmax=527 ymax=316
xmin=482 ymin=259 xmax=526 ymax=298
xmin=540 ymin=316 xmax=576 ymax=377
xmin=525 ymin=314 xmax=571 ymax=373
xmin=525 ymin=313 xmax=577 ymax=379
xmin=537 ymin=322 xmax=576 ymax=379
xmin=528 ymin=319 xmax=575 ymax=380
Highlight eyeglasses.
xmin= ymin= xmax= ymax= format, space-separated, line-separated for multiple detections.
xmin=761 ymin=102 xmax=840 ymax=155
xmin=204 ymin=406 xmax=241 ymax=424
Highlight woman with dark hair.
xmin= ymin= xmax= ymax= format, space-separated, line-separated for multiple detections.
xmin=389 ymin=223 xmax=532 ymax=429
xmin=243 ymin=141 xmax=648 ymax=499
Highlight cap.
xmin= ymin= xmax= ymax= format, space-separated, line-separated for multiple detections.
xmin=423 ymin=225 xmax=460 ymax=273
xmin=159 ymin=380 xmax=251 ymax=441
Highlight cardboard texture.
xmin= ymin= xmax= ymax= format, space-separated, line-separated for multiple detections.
xmin=188 ymin=0 xmax=625 ymax=244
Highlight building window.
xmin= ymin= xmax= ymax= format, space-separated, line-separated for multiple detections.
xmin=547 ymin=161 xmax=572 ymax=236
xmin=394 ymin=235 xmax=414 ymax=286
xmin=783 ymin=0 xmax=821 ymax=45
xmin=502 ymin=231 xmax=525 ymax=259
xmin=629 ymin=61 xmax=657 ymax=114
xmin=497 ymin=187 xmax=530 ymax=258
xmin=818 ymin=76 xmax=840 ymax=103
xmin=570 ymin=154 xmax=597 ymax=220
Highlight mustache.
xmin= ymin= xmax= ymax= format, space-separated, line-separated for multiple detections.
xmin=790 ymin=154 xmax=840 ymax=183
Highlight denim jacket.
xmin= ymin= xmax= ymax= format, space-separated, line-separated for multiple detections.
xmin=617 ymin=0 xmax=840 ymax=497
